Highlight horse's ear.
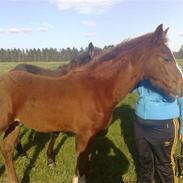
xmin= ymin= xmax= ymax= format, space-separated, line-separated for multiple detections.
xmin=164 ymin=27 xmax=169 ymax=35
xmin=152 ymin=24 xmax=164 ymax=44
xmin=88 ymin=42 xmax=94 ymax=52
xmin=88 ymin=42 xmax=95 ymax=58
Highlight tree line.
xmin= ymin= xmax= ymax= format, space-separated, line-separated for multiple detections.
xmin=174 ymin=45 xmax=183 ymax=59
xmin=0 ymin=44 xmax=182 ymax=62
xmin=0 ymin=45 xmax=113 ymax=62
xmin=0 ymin=47 xmax=85 ymax=62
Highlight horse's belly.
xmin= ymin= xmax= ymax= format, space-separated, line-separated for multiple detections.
xmin=16 ymin=104 xmax=76 ymax=132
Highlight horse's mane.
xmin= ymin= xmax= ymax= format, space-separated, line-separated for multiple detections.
xmin=56 ymin=47 xmax=102 ymax=75
xmin=85 ymin=31 xmax=167 ymax=69
xmin=58 ymin=52 xmax=91 ymax=69
xmin=64 ymin=31 xmax=167 ymax=80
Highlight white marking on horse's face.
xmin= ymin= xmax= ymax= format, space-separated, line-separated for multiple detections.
xmin=72 ymin=176 xmax=78 ymax=183
xmin=172 ymin=49 xmax=183 ymax=78
xmin=176 ymin=62 xmax=183 ymax=78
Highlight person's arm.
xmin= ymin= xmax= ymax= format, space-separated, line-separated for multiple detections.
xmin=177 ymin=96 xmax=183 ymax=141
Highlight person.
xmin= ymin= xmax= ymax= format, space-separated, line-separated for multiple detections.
xmin=133 ymin=79 xmax=183 ymax=183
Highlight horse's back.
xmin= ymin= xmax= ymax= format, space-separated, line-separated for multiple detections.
xmin=11 ymin=63 xmax=56 ymax=76
xmin=12 ymin=64 xmax=38 ymax=73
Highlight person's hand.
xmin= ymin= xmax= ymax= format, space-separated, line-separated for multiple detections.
xmin=179 ymin=133 xmax=183 ymax=141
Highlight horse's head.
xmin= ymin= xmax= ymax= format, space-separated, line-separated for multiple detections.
xmin=143 ymin=24 xmax=183 ymax=97
xmin=88 ymin=42 xmax=94 ymax=55
xmin=88 ymin=42 xmax=102 ymax=59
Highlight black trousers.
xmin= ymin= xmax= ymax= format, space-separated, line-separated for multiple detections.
xmin=134 ymin=116 xmax=179 ymax=183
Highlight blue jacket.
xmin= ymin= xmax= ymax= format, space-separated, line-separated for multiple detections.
xmin=133 ymin=79 xmax=183 ymax=134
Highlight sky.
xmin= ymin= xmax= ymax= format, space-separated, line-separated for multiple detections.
xmin=0 ymin=0 xmax=183 ymax=51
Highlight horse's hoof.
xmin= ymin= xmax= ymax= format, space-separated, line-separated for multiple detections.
xmin=18 ymin=152 xmax=28 ymax=160
xmin=1 ymin=176 xmax=9 ymax=183
xmin=72 ymin=175 xmax=86 ymax=183
xmin=78 ymin=175 xmax=86 ymax=183
xmin=19 ymin=152 xmax=27 ymax=157
xmin=48 ymin=161 xmax=56 ymax=168
xmin=72 ymin=176 xmax=78 ymax=183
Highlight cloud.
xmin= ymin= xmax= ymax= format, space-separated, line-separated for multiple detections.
xmin=83 ymin=32 xmax=96 ymax=37
xmin=178 ymin=33 xmax=183 ymax=37
xmin=7 ymin=27 xmax=34 ymax=34
xmin=37 ymin=27 xmax=49 ymax=32
xmin=0 ymin=26 xmax=49 ymax=34
xmin=0 ymin=29 xmax=5 ymax=34
xmin=7 ymin=28 xmax=22 ymax=33
xmin=50 ymin=0 xmax=125 ymax=14
xmin=41 ymin=22 xmax=54 ymax=29
xmin=81 ymin=20 xmax=96 ymax=27
xmin=21 ymin=28 xmax=33 ymax=33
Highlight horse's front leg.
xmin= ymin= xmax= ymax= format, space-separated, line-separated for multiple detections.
xmin=47 ymin=132 xmax=59 ymax=167
xmin=0 ymin=122 xmax=20 ymax=183
xmin=72 ymin=132 xmax=96 ymax=183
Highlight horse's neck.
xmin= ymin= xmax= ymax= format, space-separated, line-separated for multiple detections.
xmin=111 ymin=60 xmax=142 ymax=103
xmin=88 ymin=56 xmax=143 ymax=106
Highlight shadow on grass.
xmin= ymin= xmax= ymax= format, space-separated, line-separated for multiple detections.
xmin=0 ymin=128 xmax=70 ymax=182
xmin=113 ymin=104 xmax=138 ymax=164
xmin=78 ymin=104 xmax=136 ymax=183
xmin=87 ymin=135 xmax=129 ymax=183
xmin=21 ymin=130 xmax=51 ymax=183
xmin=21 ymin=131 xmax=69 ymax=183
xmin=48 ymin=132 xmax=73 ymax=165
xmin=113 ymin=104 xmax=162 ymax=183
xmin=0 ymin=162 xmax=5 ymax=177
xmin=113 ymin=104 xmax=139 ymax=181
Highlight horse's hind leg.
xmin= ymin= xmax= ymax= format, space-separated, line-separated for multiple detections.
xmin=73 ymin=133 xmax=96 ymax=183
xmin=16 ymin=137 xmax=26 ymax=157
xmin=13 ymin=121 xmax=26 ymax=157
xmin=47 ymin=132 xmax=59 ymax=167
xmin=0 ymin=122 xmax=20 ymax=183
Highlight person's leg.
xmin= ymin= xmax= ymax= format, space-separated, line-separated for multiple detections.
xmin=151 ymin=119 xmax=179 ymax=183
xmin=134 ymin=120 xmax=155 ymax=183
xmin=135 ymin=138 xmax=155 ymax=183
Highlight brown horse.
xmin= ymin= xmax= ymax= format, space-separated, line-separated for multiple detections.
xmin=12 ymin=42 xmax=100 ymax=76
xmin=11 ymin=42 xmax=101 ymax=166
xmin=0 ymin=24 xmax=183 ymax=183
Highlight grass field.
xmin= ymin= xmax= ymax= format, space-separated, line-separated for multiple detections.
xmin=0 ymin=61 xmax=182 ymax=183
xmin=177 ymin=59 xmax=183 ymax=67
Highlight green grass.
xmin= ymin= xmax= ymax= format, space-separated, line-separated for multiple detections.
xmin=0 ymin=62 xmax=182 ymax=183
xmin=177 ymin=59 xmax=183 ymax=67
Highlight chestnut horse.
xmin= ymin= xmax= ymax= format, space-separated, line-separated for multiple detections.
xmin=0 ymin=24 xmax=183 ymax=183
xmin=11 ymin=42 xmax=101 ymax=166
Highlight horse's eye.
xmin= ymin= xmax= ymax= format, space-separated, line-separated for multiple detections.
xmin=164 ymin=57 xmax=172 ymax=62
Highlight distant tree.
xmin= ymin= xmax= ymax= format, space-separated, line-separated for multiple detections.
xmin=103 ymin=45 xmax=114 ymax=50
xmin=0 ymin=44 xmax=107 ymax=62
xmin=175 ymin=45 xmax=183 ymax=59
